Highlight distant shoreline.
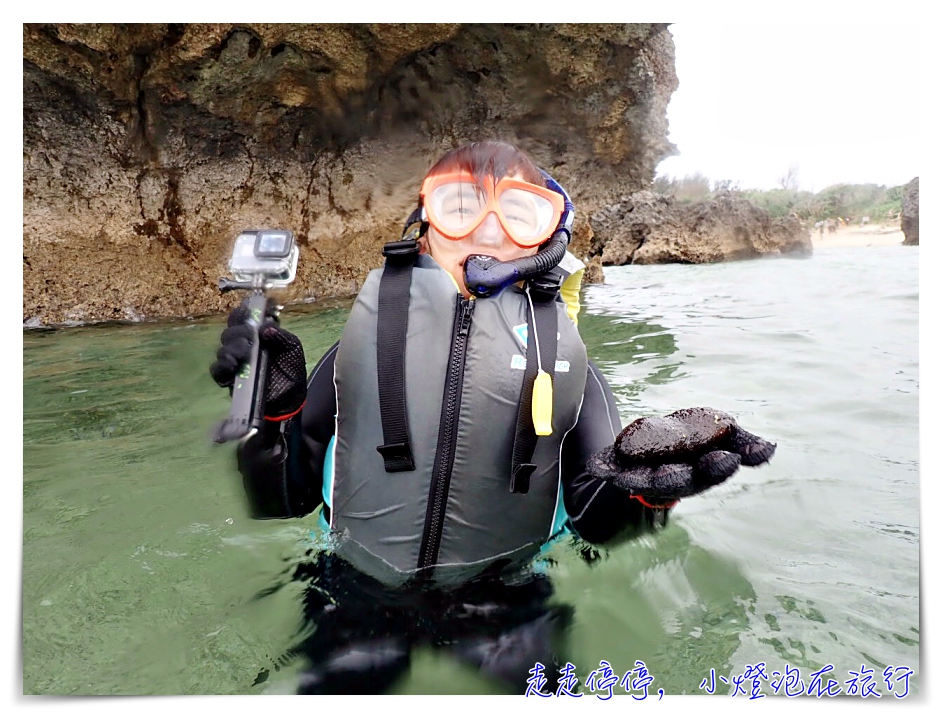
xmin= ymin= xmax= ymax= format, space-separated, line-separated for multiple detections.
xmin=810 ymin=222 xmax=904 ymax=248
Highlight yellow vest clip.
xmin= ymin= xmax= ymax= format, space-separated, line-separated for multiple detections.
xmin=532 ymin=370 xmax=554 ymax=436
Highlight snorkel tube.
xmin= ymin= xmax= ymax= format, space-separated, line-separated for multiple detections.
xmin=462 ymin=169 xmax=575 ymax=298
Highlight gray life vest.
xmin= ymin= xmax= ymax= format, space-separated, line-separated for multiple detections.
xmin=328 ymin=253 xmax=588 ymax=586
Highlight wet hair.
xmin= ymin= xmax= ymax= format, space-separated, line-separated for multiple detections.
xmin=425 ymin=141 xmax=544 ymax=186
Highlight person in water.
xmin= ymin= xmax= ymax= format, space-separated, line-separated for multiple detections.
xmin=210 ymin=141 xmax=771 ymax=694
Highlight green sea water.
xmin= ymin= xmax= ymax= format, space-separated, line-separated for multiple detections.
xmin=22 ymin=245 xmax=919 ymax=696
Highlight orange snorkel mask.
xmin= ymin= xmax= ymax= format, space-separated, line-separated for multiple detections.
xmin=398 ymin=168 xmax=574 ymax=298
xmin=419 ymin=172 xmax=565 ymax=249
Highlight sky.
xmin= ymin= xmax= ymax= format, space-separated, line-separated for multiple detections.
xmin=656 ymin=22 xmax=922 ymax=193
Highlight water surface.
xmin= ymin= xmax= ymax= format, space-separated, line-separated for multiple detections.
xmin=23 ymin=245 xmax=919 ymax=695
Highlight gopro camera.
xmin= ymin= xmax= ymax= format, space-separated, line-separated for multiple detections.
xmin=225 ymin=229 xmax=299 ymax=288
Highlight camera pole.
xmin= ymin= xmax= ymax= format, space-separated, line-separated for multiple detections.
xmin=213 ymin=280 xmax=270 ymax=444
xmin=212 ymin=229 xmax=298 ymax=445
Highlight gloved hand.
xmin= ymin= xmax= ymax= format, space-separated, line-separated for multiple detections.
xmin=586 ymin=407 xmax=776 ymax=505
xmin=209 ymin=299 xmax=308 ymax=421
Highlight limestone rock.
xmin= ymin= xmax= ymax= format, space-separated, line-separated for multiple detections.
xmin=582 ymin=255 xmax=605 ymax=285
xmin=902 ymin=177 xmax=918 ymax=246
xmin=23 ymin=23 xmax=679 ymax=325
xmin=592 ymin=190 xmax=813 ymax=266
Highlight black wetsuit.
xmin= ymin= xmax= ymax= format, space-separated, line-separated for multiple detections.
xmin=239 ymin=346 xmax=669 ymax=694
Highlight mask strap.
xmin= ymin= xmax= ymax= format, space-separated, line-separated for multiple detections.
xmin=400 ymin=206 xmax=428 ymax=243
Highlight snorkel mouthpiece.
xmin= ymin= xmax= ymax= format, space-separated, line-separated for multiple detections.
xmin=463 ymin=255 xmax=522 ymax=298
xmin=464 ymin=231 xmax=569 ymax=298
xmin=463 ymin=169 xmax=574 ymax=299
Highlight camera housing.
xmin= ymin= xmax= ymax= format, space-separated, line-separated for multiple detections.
xmin=227 ymin=229 xmax=299 ymax=287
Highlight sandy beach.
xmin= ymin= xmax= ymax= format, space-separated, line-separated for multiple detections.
xmin=811 ymin=221 xmax=905 ymax=249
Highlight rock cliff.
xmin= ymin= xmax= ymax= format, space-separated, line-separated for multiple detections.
xmin=24 ymin=23 xmax=679 ymax=325
xmin=590 ymin=190 xmax=813 ymax=266
xmin=901 ymin=177 xmax=918 ymax=246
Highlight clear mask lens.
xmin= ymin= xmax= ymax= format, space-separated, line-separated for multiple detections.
xmin=498 ymin=188 xmax=556 ymax=243
xmin=429 ymin=181 xmax=487 ymax=233
xmin=427 ymin=181 xmax=556 ymax=247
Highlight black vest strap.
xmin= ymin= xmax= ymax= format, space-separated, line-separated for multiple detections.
xmin=376 ymin=239 xmax=420 ymax=472
xmin=509 ymin=280 xmax=560 ymax=494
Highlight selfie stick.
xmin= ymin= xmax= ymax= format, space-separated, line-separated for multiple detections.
xmin=212 ymin=284 xmax=270 ymax=444
xmin=212 ymin=229 xmax=298 ymax=445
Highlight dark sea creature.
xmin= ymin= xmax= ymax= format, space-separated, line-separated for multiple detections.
xmin=587 ymin=407 xmax=776 ymax=499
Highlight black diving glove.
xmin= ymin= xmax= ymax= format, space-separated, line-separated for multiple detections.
xmin=586 ymin=407 xmax=776 ymax=504
xmin=209 ymin=299 xmax=308 ymax=421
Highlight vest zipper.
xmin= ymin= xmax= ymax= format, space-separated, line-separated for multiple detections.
xmin=417 ymin=295 xmax=475 ymax=574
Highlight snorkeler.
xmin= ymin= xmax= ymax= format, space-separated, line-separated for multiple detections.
xmin=210 ymin=141 xmax=775 ymax=693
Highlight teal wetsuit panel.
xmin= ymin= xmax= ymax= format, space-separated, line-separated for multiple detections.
xmin=550 ymin=479 xmax=570 ymax=538
xmin=317 ymin=435 xmax=335 ymax=532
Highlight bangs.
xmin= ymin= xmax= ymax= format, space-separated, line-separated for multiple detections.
xmin=425 ymin=141 xmax=544 ymax=188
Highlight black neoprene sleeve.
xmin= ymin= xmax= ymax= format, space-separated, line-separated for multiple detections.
xmin=560 ymin=361 xmax=670 ymax=543
xmin=235 ymin=342 xmax=338 ymax=519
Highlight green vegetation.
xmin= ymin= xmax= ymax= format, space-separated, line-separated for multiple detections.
xmin=652 ymin=172 xmax=903 ymax=223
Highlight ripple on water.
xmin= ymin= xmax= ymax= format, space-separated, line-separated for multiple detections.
xmin=21 ymin=250 xmax=918 ymax=694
